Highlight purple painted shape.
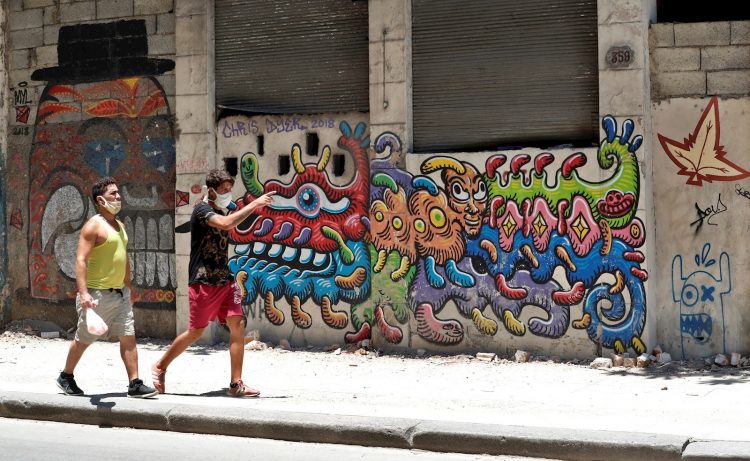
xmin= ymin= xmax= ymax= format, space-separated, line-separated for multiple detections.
xmin=409 ymin=259 xmax=570 ymax=339
xmin=294 ymin=227 xmax=311 ymax=245
xmin=254 ymin=218 xmax=274 ymax=237
xmin=273 ymin=221 xmax=293 ymax=240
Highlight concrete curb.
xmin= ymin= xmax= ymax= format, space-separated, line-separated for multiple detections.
xmin=1 ymin=391 xmax=749 ymax=461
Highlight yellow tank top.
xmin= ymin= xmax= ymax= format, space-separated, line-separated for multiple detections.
xmin=87 ymin=217 xmax=128 ymax=289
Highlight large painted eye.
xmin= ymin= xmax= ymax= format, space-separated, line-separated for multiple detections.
xmin=429 ymin=207 xmax=447 ymax=229
xmin=85 ymin=139 xmax=124 ymax=176
xmin=297 ymin=186 xmax=320 ymax=215
xmin=141 ymin=137 xmax=175 ymax=174
xmin=414 ymin=219 xmax=426 ymax=233
xmin=681 ymin=284 xmax=699 ymax=307
xmin=474 ymin=181 xmax=487 ymax=201
xmin=451 ymin=183 xmax=469 ymax=201
xmin=392 ymin=217 xmax=403 ymax=230
xmin=270 ymin=183 xmax=350 ymax=219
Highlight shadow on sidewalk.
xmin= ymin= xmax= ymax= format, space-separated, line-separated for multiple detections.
xmin=88 ymin=392 xmax=124 ymax=408
xmin=603 ymin=363 xmax=750 ymax=384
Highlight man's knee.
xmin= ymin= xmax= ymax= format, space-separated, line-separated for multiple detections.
xmin=226 ymin=316 xmax=246 ymax=330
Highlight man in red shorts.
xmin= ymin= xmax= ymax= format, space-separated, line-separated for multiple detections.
xmin=152 ymin=169 xmax=274 ymax=396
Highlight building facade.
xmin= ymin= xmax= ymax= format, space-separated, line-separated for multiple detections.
xmin=1 ymin=0 xmax=748 ymax=359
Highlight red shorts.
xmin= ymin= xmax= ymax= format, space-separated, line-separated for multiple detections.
xmin=188 ymin=283 xmax=244 ymax=330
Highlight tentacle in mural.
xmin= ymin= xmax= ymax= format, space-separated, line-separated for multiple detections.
xmin=494 ymin=271 xmax=571 ymax=338
xmin=465 ymin=226 xmax=648 ymax=352
xmin=572 ymin=272 xmax=647 ymax=355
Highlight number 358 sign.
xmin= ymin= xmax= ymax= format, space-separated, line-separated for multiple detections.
xmin=606 ymin=46 xmax=635 ymax=69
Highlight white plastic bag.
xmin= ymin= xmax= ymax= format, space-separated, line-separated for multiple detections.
xmin=86 ymin=302 xmax=108 ymax=336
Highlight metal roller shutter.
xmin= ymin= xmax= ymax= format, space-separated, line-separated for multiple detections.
xmin=412 ymin=0 xmax=599 ymax=153
xmin=215 ymin=0 xmax=369 ymax=114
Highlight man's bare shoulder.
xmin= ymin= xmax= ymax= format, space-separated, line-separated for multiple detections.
xmin=80 ymin=215 xmax=104 ymax=238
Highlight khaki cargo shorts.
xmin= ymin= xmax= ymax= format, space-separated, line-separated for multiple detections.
xmin=74 ymin=287 xmax=135 ymax=344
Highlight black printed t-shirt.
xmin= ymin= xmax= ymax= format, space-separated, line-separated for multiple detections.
xmin=188 ymin=201 xmax=233 ymax=286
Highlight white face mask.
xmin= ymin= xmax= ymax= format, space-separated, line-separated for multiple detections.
xmin=212 ymin=191 xmax=233 ymax=209
xmin=100 ymin=198 xmax=122 ymax=215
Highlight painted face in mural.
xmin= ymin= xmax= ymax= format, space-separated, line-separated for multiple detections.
xmin=27 ymin=20 xmax=176 ymax=304
xmin=672 ymin=245 xmax=732 ymax=358
xmin=420 ymin=158 xmax=487 ymax=238
xmin=443 ymin=165 xmax=487 ymax=237
xmin=28 ymin=77 xmax=176 ymax=303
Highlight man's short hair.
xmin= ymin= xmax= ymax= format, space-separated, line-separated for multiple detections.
xmin=205 ymin=169 xmax=235 ymax=189
xmin=91 ymin=176 xmax=117 ymax=203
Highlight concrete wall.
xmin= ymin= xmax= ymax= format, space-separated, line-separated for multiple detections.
xmin=173 ymin=0 xmax=215 ymax=339
xmin=216 ymin=115 xmax=650 ymax=358
xmin=209 ymin=0 xmax=655 ymax=359
xmin=651 ymin=20 xmax=750 ymax=359
xmin=3 ymin=0 xmax=177 ymax=337
xmin=4 ymin=0 xmax=746 ymax=361
xmin=651 ymin=21 xmax=750 ymax=98
xmin=0 ymin=4 xmax=8 ymax=323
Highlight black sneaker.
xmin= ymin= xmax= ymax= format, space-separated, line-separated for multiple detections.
xmin=56 ymin=372 xmax=84 ymax=396
xmin=127 ymin=378 xmax=158 ymax=398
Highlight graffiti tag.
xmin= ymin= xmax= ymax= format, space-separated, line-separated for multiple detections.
xmin=12 ymin=82 xmax=33 ymax=105
xmin=221 ymin=119 xmax=259 ymax=138
xmin=266 ymin=116 xmax=308 ymax=133
xmin=690 ymin=194 xmax=726 ymax=232
xmin=735 ymin=184 xmax=750 ymax=201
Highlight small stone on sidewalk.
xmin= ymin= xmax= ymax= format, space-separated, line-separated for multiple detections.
xmin=590 ymin=357 xmax=613 ymax=369
xmin=475 ymin=352 xmax=497 ymax=362
xmin=714 ymin=354 xmax=729 ymax=366
xmin=514 ymin=350 xmax=531 ymax=363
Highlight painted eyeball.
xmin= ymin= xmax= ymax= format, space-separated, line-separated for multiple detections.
xmin=474 ymin=181 xmax=487 ymax=201
xmin=271 ymin=183 xmax=350 ymax=219
xmin=681 ymin=284 xmax=699 ymax=307
xmin=429 ymin=207 xmax=447 ymax=229
xmin=414 ymin=219 xmax=426 ymax=233
xmin=374 ymin=211 xmax=384 ymax=221
xmin=630 ymin=223 xmax=641 ymax=239
xmin=297 ymin=186 xmax=320 ymax=214
xmin=451 ymin=182 xmax=469 ymax=201
xmin=392 ymin=217 xmax=403 ymax=230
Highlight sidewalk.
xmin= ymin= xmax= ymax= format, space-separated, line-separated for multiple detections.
xmin=1 ymin=325 xmax=749 ymax=460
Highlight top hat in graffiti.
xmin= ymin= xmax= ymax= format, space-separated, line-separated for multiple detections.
xmin=31 ymin=20 xmax=175 ymax=84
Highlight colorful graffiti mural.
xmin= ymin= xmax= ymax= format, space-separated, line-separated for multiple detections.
xmin=658 ymin=97 xmax=750 ymax=187
xmin=672 ymin=243 xmax=731 ymax=359
xmin=225 ymin=116 xmax=648 ymax=354
xmin=228 ymin=121 xmax=371 ymax=329
xmin=358 ymin=117 xmax=647 ymax=353
xmin=26 ymin=20 xmax=176 ymax=307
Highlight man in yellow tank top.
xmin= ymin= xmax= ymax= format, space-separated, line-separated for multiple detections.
xmin=56 ymin=177 xmax=158 ymax=398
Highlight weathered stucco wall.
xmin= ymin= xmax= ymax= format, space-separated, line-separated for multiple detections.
xmin=3 ymin=1 xmax=177 ymax=337
xmin=652 ymin=96 xmax=750 ymax=359
xmin=216 ymin=113 xmax=650 ymax=358
xmin=650 ymin=19 xmax=750 ymax=360
xmin=1 ymin=3 xmax=9 ymax=323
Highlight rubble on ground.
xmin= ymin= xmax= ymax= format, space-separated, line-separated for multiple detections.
xmin=244 ymin=340 xmax=268 ymax=351
xmin=636 ymin=354 xmax=651 ymax=368
xmin=514 ymin=350 xmax=531 ymax=363
xmin=590 ymin=357 xmax=613 ymax=369
xmin=475 ymin=352 xmax=497 ymax=362
xmin=3 ymin=319 xmax=749 ymax=374
xmin=0 ymin=319 xmax=67 ymax=343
